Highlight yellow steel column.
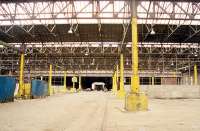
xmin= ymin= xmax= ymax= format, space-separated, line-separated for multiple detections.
xmin=131 ymin=17 xmax=140 ymax=93
xmin=125 ymin=0 xmax=148 ymax=111
xmin=18 ymin=53 xmax=25 ymax=97
xmin=131 ymin=76 xmax=133 ymax=90
xmin=48 ymin=64 xmax=53 ymax=95
xmin=62 ymin=71 xmax=67 ymax=93
xmin=64 ymin=71 xmax=67 ymax=88
xmin=116 ymin=64 xmax=119 ymax=90
xmin=70 ymin=75 xmax=77 ymax=93
xmin=194 ymin=64 xmax=198 ymax=85
xmin=112 ymin=74 xmax=115 ymax=92
xmin=112 ymin=70 xmax=117 ymax=94
xmin=72 ymin=81 xmax=75 ymax=92
xmin=152 ymin=76 xmax=154 ymax=85
xmin=78 ymin=75 xmax=82 ymax=91
xmin=117 ymin=54 xmax=126 ymax=98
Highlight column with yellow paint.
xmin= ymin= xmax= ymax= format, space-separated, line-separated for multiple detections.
xmin=117 ymin=54 xmax=126 ymax=98
xmin=194 ymin=64 xmax=198 ymax=85
xmin=116 ymin=64 xmax=119 ymax=90
xmin=124 ymin=0 xmax=148 ymax=111
xmin=152 ymin=76 xmax=154 ymax=85
xmin=48 ymin=64 xmax=53 ymax=95
xmin=112 ymin=70 xmax=117 ymax=94
xmin=62 ymin=71 xmax=67 ymax=93
xmin=18 ymin=53 xmax=25 ymax=97
xmin=78 ymin=75 xmax=82 ymax=91
xmin=131 ymin=17 xmax=140 ymax=93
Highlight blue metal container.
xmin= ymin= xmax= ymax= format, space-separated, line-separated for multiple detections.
xmin=31 ymin=80 xmax=48 ymax=98
xmin=0 ymin=76 xmax=16 ymax=103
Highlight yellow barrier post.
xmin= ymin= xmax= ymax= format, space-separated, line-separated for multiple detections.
xmin=194 ymin=64 xmax=198 ymax=85
xmin=18 ymin=53 xmax=25 ymax=97
xmin=117 ymin=54 xmax=126 ymax=99
xmin=48 ymin=64 xmax=53 ymax=95
xmin=125 ymin=0 xmax=148 ymax=111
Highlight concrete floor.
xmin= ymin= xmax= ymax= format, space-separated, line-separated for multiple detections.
xmin=0 ymin=92 xmax=200 ymax=131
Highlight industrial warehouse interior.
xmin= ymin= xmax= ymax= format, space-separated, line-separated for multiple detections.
xmin=0 ymin=0 xmax=200 ymax=131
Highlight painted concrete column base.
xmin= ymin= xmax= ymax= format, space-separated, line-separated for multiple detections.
xmin=17 ymin=85 xmax=25 ymax=98
xmin=60 ymin=87 xmax=67 ymax=93
xmin=112 ymin=91 xmax=117 ymax=95
xmin=49 ymin=87 xmax=54 ymax=96
xmin=70 ymin=88 xmax=77 ymax=93
xmin=117 ymin=90 xmax=126 ymax=99
xmin=77 ymin=88 xmax=82 ymax=92
xmin=125 ymin=92 xmax=148 ymax=112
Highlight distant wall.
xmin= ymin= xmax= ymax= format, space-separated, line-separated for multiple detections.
xmin=124 ymin=85 xmax=200 ymax=99
xmin=161 ymin=77 xmax=177 ymax=85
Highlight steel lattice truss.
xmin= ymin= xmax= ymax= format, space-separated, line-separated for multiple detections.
xmin=0 ymin=0 xmax=200 ymax=24
xmin=0 ymin=0 xmax=199 ymax=76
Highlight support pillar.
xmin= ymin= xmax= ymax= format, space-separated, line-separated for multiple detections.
xmin=117 ymin=54 xmax=126 ymax=98
xmin=70 ymin=75 xmax=77 ymax=93
xmin=71 ymin=81 xmax=76 ymax=93
xmin=64 ymin=71 xmax=67 ymax=89
xmin=62 ymin=71 xmax=67 ymax=93
xmin=112 ymin=74 xmax=115 ymax=92
xmin=116 ymin=64 xmax=119 ymax=90
xmin=125 ymin=0 xmax=148 ymax=111
xmin=112 ymin=70 xmax=117 ymax=94
xmin=194 ymin=64 xmax=198 ymax=85
xmin=48 ymin=64 xmax=53 ymax=95
xmin=18 ymin=53 xmax=25 ymax=97
xmin=152 ymin=76 xmax=154 ymax=85
xmin=131 ymin=17 xmax=140 ymax=93
xmin=40 ymin=76 xmax=43 ymax=81
xmin=78 ymin=75 xmax=82 ymax=91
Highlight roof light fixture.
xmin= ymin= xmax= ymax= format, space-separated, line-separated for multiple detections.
xmin=68 ymin=27 xmax=73 ymax=34
xmin=194 ymin=52 xmax=198 ymax=57
xmin=150 ymin=28 xmax=156 ymax=35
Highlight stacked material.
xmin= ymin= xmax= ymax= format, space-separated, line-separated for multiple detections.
xmin=0 ymin=76 xmax=16 ymax=103
xmin=31 ymin=80 xmax=48 ymax=98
